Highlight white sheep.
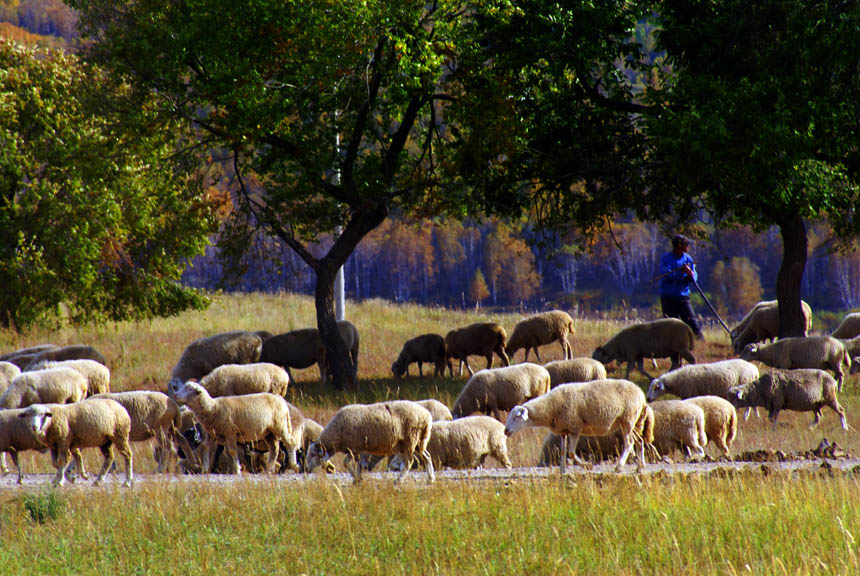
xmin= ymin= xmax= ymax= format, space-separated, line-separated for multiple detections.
xmin=0 ymin=408 xmax=52 ymax=483
xmin=259 ymin=320 xmax=359 ymax=386
xmin=505 ymin=379 xmax=653 ymax=475
xmin=88 ymin=391 xmax=196 ymax=473
xmin=731 ymin=300 xmax=813 ymax=354
xmin=414 ymin=399 xmax=454 ymax=422
xmin=451 ymin=363 xmax=551 ymax=421
xmin=831 ymin=312 xmax=860 ymax=339
xmin=740 ymin=336 xmax=851 ymax=391
xmin=592 ymin=318 xmax=696 ymax=380
xmin=505 ymin=310 xmax=575 ymax=363
xmin=391 ymin=334 xmax=448 ymax=379
xmin=445 ymin=322 xmax=510 ymax=377
xmin=305 ymin=400 xmax=435 ymax=484
xmin=169 ymin=330 xmax=264 ymax=390
xmin=170 ymin=362 xmax=290 ymax=399
xmin=0 ymin=361 xmax=21 ymax=394
xmin=544 ymin=358 xmax=607 ymax=388
xmin=683 ymin=396 xmax=737 ymax=457
xmin=174 ymin=381 xmax=296 ymax=474
xmin=1 ymin=367 xmax=89 ymax=409
xmin=360 ymin=399 xmax=452 ymax=472
xmin=391 ymin=415 xmax=512 ymax=471
xmin=645 ymin=358 xmax=760 ymax=420
xmin=28 ymin=359 xmax=111 ymax=396
xmin=728 ymin=369 xmax=847 ymax=430
xmin=18 ymin=398 xmax=134 ymax=486
xmin=538 ymin=405 xmax=655 ymax=467
xmin=24 ymin=344 xmax=108 ymax=370
xmin=649 ymin=399 xmax=708 ymax=461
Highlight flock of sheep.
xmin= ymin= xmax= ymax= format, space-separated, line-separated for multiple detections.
xmin=1 ymin=303 xmax=860 ymax=487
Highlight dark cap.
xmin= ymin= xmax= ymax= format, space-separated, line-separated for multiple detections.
xmin=672 ymin=234 xmax=690 ymax=247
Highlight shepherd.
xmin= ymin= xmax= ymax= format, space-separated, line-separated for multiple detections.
xmin=659 ymin=234 xmax=705 ymax=341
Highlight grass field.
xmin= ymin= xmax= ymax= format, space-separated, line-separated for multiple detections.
xmin=1 ymin=292 xmax=859 ymax=575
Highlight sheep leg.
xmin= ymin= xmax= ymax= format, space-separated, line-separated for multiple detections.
xmin=9 ymin=452 xmax=23 ymax=484
xmin=616 ymin=433 xmax=636 ymax=471
xmin=464 ymin=359 xmax=475 ymax=377
xmin=225 ymin=439 xmax=242 ymax=474
xmin=485 ymin=353 xmax=494 ymax=370
xmin=395 ymin=452 xmax=415 ymax=484
xmin=633 ymin=357 xmax=655 ymax=381
xmin=0 ymin=452 xmax=7 ymax=474
xmin=116 ymin=438 xmax=134 ymax=487
xmin=417 ymin=362 xmax=423 ymax=378
xmin=533 ymin=347 xmax=542 ymax=363
xmin=265 ymin=437 xmax=280 ymax=474
xmin=828 ymin=399 xmax=849 ymax=430
xmin=94 ymin=443 xmax=116 ymax=485
xmin=810 ymin=408 xmax=823 ymax=428
xmin=344 ymin=451 xmax=362 ymax=483
xmin=498 ymin=346 xmax=511 ymax=367
xmin=318 ymin=361 xmax=328 ymax=387
xmin=53 ymin=447 xmax=72 ymax=487
xmin=172 ymin=429 xmax=198 ymax=472
xmin=420 ymin=449 xmax=435 ymax=484
xmin=768 ymin=409 xmax=782 ymax=430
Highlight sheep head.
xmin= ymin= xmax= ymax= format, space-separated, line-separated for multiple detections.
xmin=304 ymin=442 xmax=330 ymax=473
xmin=740 ymin=343 xmax=759 ymax=361
xmin=646 ymin=379 xmax=665 ymax=402
xmin=174 ymin=381 xmax=209 ymax=407
xmin=391 ymin=360 xmax=406 ymax=379
xmin=19 ymin=404 xmax=53 ymax=439
xmin=504 ymin=406 xmax=530 ymax=437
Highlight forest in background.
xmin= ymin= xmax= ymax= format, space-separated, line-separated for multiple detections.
xmin=5 ymin=3 xmax=859 ymax=324
xmin=180 ymin=214 xmax=860 ymax=323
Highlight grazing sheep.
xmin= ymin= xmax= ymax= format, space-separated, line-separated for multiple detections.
xmin=0 ymin=408 xmax=51 ymax=483
xmin=539 ymin=405 xmax=655 ymax=467
xmin=0 ymin=344 xmax=59 ymax=362
xmin=28 ymin=359 xmax=111 ymax=396
xmin=731 ymin=300 xmax=813 ymax=354
xmin=298 ymin=418 xmax=326 ymax=473
xmin=25 ymin=345 xmax=108 ymax=370
xmin=259 ymin=320 xmax=359 ymax=386
xmin=451 ymin=363 xmax=551 ymax=421
xmin=740 ymin=336 xmax=851 ymax=391
xmin=832 ymin=313 xmax=860 ymax=339
xmin=391 ymin=334 xmax=448 ymax=379
xmin=18 ymin=398 xmax=134 ymax=487
xmin=171 ymin=362 xmax=290 ymax=399
xmin=505 ymin=379 xmax=653 ymax=475
xmin=649 ymin=400 xmax=708 ymax=460
xmin=646 ymin=358 xmax=761 ymax=420
xmin=1 ymin=367 xmax=88 ymax=409
xmin=88 ymin=391 xmax=195 ymax=473
xmin=414 ymin=399 xmax=454 ymax=422
xmin=361 ymin=399 xmax=452 ymax=472
xmin=728 ymin=369 xmax=847 ymax=430
xmin=305 ymin=400 xmax=435 ymax=484
xmin=174 ymin=382 xmax=296 ymax=474
xmin=505 ymin=310 xmax=575 ymax=363
xmin=839 ymin=336 xmax=860 ymax=363
xmin=445 ymin=322 xmax=510 ymax=378
xmin=0 ymin=345 xmax=60 ymax=368
xmin=0 ymin=361 xmax=21 ymax=394
xmin=544 ymin=358 xmax=607 ymax=388
xmin=683 ymin=396 xmax=737 ymax=457
xmin=592 ymin=318 xmax=696 ymax=380
xmin=169 ymin=330 xmax=264 ymax=390
xmin=391 ymin=416 xmax=512 ymax=471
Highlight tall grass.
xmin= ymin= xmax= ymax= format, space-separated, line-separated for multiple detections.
xmin=1 ymin=292 xmax=859 ymax=574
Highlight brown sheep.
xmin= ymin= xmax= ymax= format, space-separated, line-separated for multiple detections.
xmin=505 ymin=310 xmax=575 ymax=363
xmin=445 ymin=322 xmax=510 ymax=378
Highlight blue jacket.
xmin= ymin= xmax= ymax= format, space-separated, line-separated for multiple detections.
xmin=660 ymin=251 xmax=697 ymax=298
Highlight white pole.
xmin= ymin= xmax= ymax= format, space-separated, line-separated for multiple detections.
xmin=334 ymin=128 xmax=345 ymax=321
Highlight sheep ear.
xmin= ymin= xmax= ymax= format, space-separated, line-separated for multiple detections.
xmin=520 ymin=408 xmax=529 ymax=422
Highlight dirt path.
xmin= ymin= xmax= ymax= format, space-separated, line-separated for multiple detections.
xmin=2 ymin=454 xmax=858 ymax=491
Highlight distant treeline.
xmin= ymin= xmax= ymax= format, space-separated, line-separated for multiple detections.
xmin=181 ymin=216 xmax=860 ymax=320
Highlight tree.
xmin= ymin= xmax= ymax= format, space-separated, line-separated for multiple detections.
xmin=468 ymin=269 xmax=490 ymax=308
xmin=709 ymin=257 xmax=763 ymax=317
xmin=0 ymin=41 xmax=217 ymax=329
xmin=644 ymin=1 xmax=860 ymax=336
xmin=68 ymin=0 xmax=521 ymax=389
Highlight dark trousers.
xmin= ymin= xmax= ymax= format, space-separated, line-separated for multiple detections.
xmin=661 ymin=295 xmax=703 ymax=339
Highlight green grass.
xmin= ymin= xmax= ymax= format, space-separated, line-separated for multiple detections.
xmin=2 ymin=292 xmax=860 ymax=575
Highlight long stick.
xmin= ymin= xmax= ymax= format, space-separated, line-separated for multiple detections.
xmin=691 ymin=279 xmax=732 ymax=336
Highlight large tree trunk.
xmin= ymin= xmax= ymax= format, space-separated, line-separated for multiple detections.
xmin=315 ymin=264 xmax=356 ymax=390
xmin=776 ymin=214 xmax=808 ymax=338
xmin=314 ymin=202 xmax=390 ymax=390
